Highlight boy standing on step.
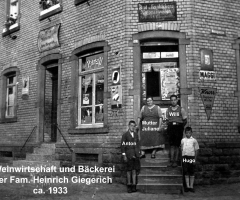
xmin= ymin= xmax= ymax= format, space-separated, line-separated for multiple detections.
xmin=166 ymin=94 xmax=187 ymax=167
xmin=181 ymin=127 xmax=199 ymax=193
xmin=121 ymin=120 xmax=140 ymax=193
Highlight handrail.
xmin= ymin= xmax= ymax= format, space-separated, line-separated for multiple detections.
xmin=20 ymin=126 xmax=37 ymax=152
xmin=54 ymin=123 xmax=73 ymax=153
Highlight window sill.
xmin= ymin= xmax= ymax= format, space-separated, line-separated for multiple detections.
xmin=0 ymin=117 xmax=17 ymax=123
xmin=68 ymin=126 xmax=109 ymax=134
xmin=39 ymin=3 xmax=62 ymax=21
xmin=75 ymin=0 xmax=88 ymax=6
xmin=2 ymin=23 xmax=20 ymax=37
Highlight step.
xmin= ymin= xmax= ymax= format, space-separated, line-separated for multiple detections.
xmin=13 ymin=160 xmax=60 ymax=168
xmin=140 ymin=166 xmax=182 ymax=175
xmin=40 ymin=143 xmax=56 ymax=149
xmin=137 ymin=183 xmax=183 ymax=194
xmin=26 ymin=154 xmax=55 ymax=161
xmin=138 ymin=174 xmax=182 ymax=184
xmin=141 ymin=158 xmax=170 ymax=166
xmin=33 ymin=147 xmax=55 ymax=155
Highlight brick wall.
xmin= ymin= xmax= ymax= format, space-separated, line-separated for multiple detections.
xmin=0 ymin=0 xmax=240 ymax=184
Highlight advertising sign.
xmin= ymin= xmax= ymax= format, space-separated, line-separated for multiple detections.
xmin=111 ymin=66 xmax=121 ymax=85
xmin=138 ymin=2 xmax=177 ymax=22
xmin=160 ymin=68 xmax=180 ymax=100
xmin=199 ymin=87 xmax=217 ymax=120
xmin=110 ymin=85 xmax=122 ymax=109
xmin=37 ymin=24 xmax=61 ymax=52
xmin=200 ymin=49 xmax=214 ymax=71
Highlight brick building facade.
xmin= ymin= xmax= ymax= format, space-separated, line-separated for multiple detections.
xmin=0 ymin=0 xmax=240 ymax=184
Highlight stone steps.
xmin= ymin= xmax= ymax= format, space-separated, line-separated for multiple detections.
xmin=137 ymin=183 xmax=183 ymax=194
xmin=12 ymin=143 xmax=60 ymax=169
xmin=138 ymin=149 xmax=183 ymax=194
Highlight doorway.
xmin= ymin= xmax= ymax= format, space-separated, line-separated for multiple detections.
xmin=44 ymin=67 xmax=58 ymax=142
xmin=141 ymin=40 xmax=180 ymax=127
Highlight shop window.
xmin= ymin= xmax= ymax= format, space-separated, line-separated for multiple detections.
xmin=2 ymin=0 xmax=20 ymax=37
xmin=78 ymin=52 xmax=104 ymax=128
xmin=0 ymin=67 xmax=19 ymax=123
xmin=39 ymin=0 xmax=62 ymax=21
xmin=69 ymin=41 xmax=110 ymax=134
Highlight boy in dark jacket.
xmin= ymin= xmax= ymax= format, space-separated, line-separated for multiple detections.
xmin=121 ymin=120 xmax=140 ymax=193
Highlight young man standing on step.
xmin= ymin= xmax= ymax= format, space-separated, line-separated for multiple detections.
xmin=121 ymin=120 xmax=141 ymax=193
xmin=166 ymin=94 xmax=187 ymax=167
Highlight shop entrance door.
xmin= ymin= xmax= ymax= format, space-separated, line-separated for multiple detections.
xmin=141 ymin=40 xmax=180 ymax=126
xmin=44 ymin=67 xmax=58 ymax=142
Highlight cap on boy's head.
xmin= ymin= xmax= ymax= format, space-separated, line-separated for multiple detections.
xmin=170 ymin=94 xmax=178 ymax=100
xmin=185 ymin=126 xmax=192 ymax=132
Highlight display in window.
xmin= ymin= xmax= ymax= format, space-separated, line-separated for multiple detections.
xmin=160 ymin=68 xmax=180 ymax=100
xmin=81 ymin=107 xmax=92 ymax=124
xmin=142 ymin=73 xmax=146 ymax=101
xmin=39 ymin=0 xmax=60 ymax=10
xmin=81 ymin=75 xmax=92 ymax=106
xmin=110 ymin=85 xmax=122 ymax=109
xmin=83 ymin=94 xmax=89 ymax=105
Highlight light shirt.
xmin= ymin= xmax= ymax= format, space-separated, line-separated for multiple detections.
xmin=129 ymin=131 xmax=134 ymax=138
xmin=181 ymin=136 xmax=199 ymax=156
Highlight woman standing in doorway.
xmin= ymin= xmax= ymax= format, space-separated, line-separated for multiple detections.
xmin=137 ymin=96 xmax=164 ymax=158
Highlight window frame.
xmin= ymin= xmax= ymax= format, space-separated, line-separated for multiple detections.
xmin=5 ymin=74 xmax=17 ymax=118
xmin=78 ymin=51 xmax=104 ymax=128
xmin=0 ymin=67 xmax=19 ymax=123
xmin=39 ymin=0 xmax=63 ymax=21
xmin=68 ymin=41 xmax=110 ymax=134
xmin=2 ymin=0 xmax=21 ymax=37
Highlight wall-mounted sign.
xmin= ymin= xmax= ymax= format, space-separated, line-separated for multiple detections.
xmin=22 ymin=76 xmax=29 ymax=95
xmin=211 ymin=29 xmax=226 ymax=36
xmin=37 ymin=24 xmax=61 ymax=52
xmin=200 ymin=49 xmax=213 ymax=71
xmin=161 ymin=52 xmax=178 ymax=58
xmin=143 ymin=52 xmax=160 ymax=59
xmin=138 ymin=2 xmax=177 ymax=22
xmin=111 ymin=65 xmax=121 ymax=85
xmin=199 ymin=70 xmax=216 ymax=81
xmin=160 ymin=68 xmax=180 ymax=100
xmin=22 ymin=76 xmax=29 ymax=100
xmin=199 ymin=87 xmax=217 ymax=120
xmin=110 ymin=85 xmax=122 ymax=109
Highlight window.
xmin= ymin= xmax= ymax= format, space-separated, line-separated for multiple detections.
xmin=5 ymin=74 xmax=17 ymax=117
xmin=2 ymin=0 xmax=20 ymax=36
xmin=78 ymin=52 xmax=104 ymax=128
xmin=0 ymin=67 xmax=19 ymax=123
xmin=39 ymin=0 xmax=62 ymax=21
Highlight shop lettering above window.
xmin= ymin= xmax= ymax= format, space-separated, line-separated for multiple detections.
xmin=83 ymin=53 xmax=104 ymax=71
xmin=138 ymin=2 xmax=177 ymax=22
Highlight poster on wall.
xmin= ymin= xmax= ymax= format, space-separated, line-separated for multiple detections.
xmin=110 ymin=85 xmax=122 ymax=109
xmin=22 ymin=76 xmax=29 ymax=99
xmin=199 ymin=87 xmax=217 ymax=120
xmin=160 ymin=68 xmax=180 ymax=100
xmin=200 ymin=49 xmax=213 ymax=71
